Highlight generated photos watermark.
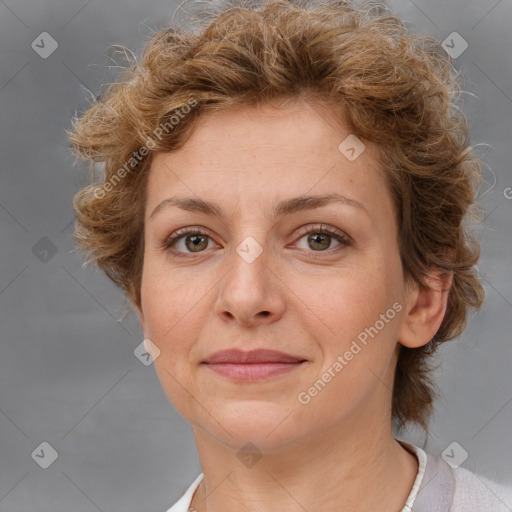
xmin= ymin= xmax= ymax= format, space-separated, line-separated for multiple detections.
xmin=297 ymin=301 xmax=403 ymax=405
xmin=93 ymin=97 xmax=198 ymax=199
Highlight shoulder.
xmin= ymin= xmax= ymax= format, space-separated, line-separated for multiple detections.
xmin=450 ymin=466 xmax=512 ymax=512
xmin=398 ymin=439 xmax=511 ymax=512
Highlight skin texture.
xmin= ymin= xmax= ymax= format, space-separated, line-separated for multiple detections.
xmin=136 ymin=96 xmax=452 ymax=512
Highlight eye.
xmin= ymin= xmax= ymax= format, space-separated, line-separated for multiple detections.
xmin=163 ymin=227 xmax=217 ymax=257
xmin=293 ymin=224 xmax=352 ymax=256
xmin=162 ymin=224 xmax=352 ymax=258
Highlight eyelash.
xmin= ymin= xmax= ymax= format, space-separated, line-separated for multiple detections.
xmin=162 ymin=224 xmax=352 ymax=259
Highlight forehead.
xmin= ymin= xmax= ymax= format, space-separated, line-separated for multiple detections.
xmin=146 ymin=99 xmax=391 ymax=221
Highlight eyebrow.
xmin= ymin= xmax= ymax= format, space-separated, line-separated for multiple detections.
xmin=149 ymin=192 xmax=370 ymax=220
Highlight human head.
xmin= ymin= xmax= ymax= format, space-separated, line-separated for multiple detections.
xmin=67 ymin=0 xmax=484 ymax=435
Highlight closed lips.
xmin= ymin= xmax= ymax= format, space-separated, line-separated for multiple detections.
xmin=202 ymin=349 xmax=307 ymax=364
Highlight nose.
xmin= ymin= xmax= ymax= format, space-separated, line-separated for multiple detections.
xmin=214 ymin=236 xmax=286 ymax=327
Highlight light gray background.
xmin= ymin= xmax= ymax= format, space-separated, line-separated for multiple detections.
xmin=0 ymin=0 xmax=511 ymax=511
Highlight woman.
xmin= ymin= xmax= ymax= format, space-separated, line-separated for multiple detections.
xmin=66 ymin=0 xmax=510 ymax=510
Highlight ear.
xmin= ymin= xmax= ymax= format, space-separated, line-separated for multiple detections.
xmin=398 ymin=267 xmax=453 ymax=349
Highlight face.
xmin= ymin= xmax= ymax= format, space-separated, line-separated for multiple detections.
xmin=137 ymin=97 xmax=413 ymax=453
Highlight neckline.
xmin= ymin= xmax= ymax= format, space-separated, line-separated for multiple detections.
xmin=396 ymin=438 xmax=428 ymax=511
xmin=183 ymin=438 xmax=428 ymax=512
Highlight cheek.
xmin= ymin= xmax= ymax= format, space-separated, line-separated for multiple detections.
xmin=140 ymin=267 xmax=208 ymax=410
xmin=315 ymin=266 xmax=391 ymax=328
xmin=139 ymin=264 xmax=203 ymax=372
xmin=304 ymin=263 xmax=401 ymax=372
xmin=141 ymin=255 xmax=209 ymax=331
xmin=297 ymin=273 xmax=402 ymax=419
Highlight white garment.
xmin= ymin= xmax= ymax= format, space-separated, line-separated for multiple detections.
xmin=166 ymin=439 xmax=511 ymax=511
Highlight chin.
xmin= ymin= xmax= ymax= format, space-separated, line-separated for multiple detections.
xmin=192 ymin=401 xmax=309 ymax=454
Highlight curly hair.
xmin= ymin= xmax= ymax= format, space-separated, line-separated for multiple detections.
xmin=66 ymin=0 xmax=485 ymax=434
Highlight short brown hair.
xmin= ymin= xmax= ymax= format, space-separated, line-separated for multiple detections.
xmin=67 ymin=0 xmax=485 ymax=434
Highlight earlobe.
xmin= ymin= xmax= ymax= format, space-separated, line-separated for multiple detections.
xmin=398 ymin=269 xmax=453 ymax=349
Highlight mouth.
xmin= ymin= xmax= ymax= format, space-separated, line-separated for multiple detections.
xmin=201 ymin=349 xmax=307 ymax=382
xmin=203 ymin=361 xmax=306 ymax=381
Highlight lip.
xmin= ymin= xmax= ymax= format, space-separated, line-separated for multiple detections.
xmin=202 ymin=349 xmax=307 ymax=382
xmin=202 ymin=349 xmax=306 ymax=364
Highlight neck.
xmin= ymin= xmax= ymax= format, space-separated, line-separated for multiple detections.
xmin=189 ymin=416 xmax=418 ymax=512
